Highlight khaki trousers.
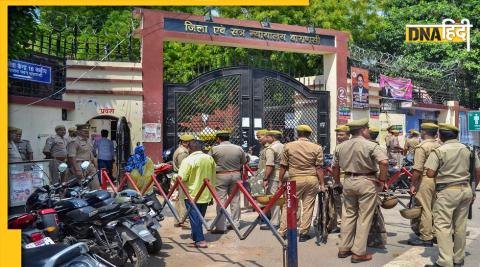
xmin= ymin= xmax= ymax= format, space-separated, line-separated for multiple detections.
xmin=266 ymin=180 xmax=280 ymax=226
xmin=433 ymin=185 xmax=473 ymax=267
xmin=415 ymin=175 xmax=436 ymax=241
xmin=72 ymin=163 xmax=100 ymax=190
xmin=339 ymin=176 xmax=377 ymax=256
xmin=278 ymin=176 xmax=318 ymax=236
xmin=215 ymin=172 xmax=242 ymax=231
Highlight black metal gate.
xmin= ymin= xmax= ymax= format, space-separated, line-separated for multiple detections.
xmin=164 ymin=67 xmax=330 ymax=152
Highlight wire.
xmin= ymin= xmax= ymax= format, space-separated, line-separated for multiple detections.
xmin=10 ymin=35 xmax=130 ymax=113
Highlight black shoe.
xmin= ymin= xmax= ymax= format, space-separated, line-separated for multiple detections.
xmin=299 ymin=234 xmax=313 ymax=242
xmin=408 ymin=238 xmax=433 ymax=247
xmin=454 ymin=260 xmax=464 ymax=267
xmin=330 ymin=227 xmax=341 ymax=233
xmin=210 ymin=229 xmax=227 ymax=234
xmin=424 ymin=263 xmax=443 ymax=267
xmin=259 ymin=225 xmax=270 ymax=230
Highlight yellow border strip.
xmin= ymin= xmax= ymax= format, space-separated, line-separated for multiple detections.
xmin=6 ymin=0 xmax=309 ymax=6
xmin=2 ymin=1 xmax=309 ymax=266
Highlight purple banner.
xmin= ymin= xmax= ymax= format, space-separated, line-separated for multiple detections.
xmin=379 ymin=74 xmax=412 ymax=100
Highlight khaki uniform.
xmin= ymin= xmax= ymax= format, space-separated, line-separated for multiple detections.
xmin=335 ymin=136 xmax=388 ymax=256
xmin=332 ymin=145 xmax=346 ymax=227
xmin=43 ymin=135 xmax=69 ymax=183
xmin=211 ymin=141 xmax=247 ymax=230
xmin=8 ymin=141 xmax=23 ymax=163
xmin=264 ymin=141 xmax=284 ymax=226
xmin=387 ymin=135 xmax=403 ymax=164
xmin=425 ymin=140 xmax=478 ymax=267
xmin=67 ymin=136 xmax=99 ymax=189
xmin=412 ymin=139 xmax=441 ymax=241
xmin=367 ymin=140 xmax=388 ymax=248
xmin=405 ymin=137 xmax=420 ymax=157
xmin=278 ymin=137 xmax=323 ymax=236
xmin=250 ymin=144 xmax=269 ymax=196
xmin=172 ymin=145 xmax=190 ymax=224
xmin=16 ymin=140 xmax=33 ymax=161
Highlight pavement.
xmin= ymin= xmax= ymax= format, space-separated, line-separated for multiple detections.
xmin=149 ymin=191 xmax=480 ymax=267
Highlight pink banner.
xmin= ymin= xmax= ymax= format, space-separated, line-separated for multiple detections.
xmin=379 ymin=74 xmax=412 ymax=100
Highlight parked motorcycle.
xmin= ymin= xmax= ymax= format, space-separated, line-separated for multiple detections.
xmin=25 ymin=163 xmax=151 ymax=267
xmin=23 ymin=242 xmax=115 ymax=267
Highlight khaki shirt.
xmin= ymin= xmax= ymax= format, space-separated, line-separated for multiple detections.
xmin=385 ymin=135 xmax=392 ymax=152
xmin=173 ymin=145 xmax=189 ymax=172
xmin=211 ymin=141 xmax=247 ymax=172
xmin=8 ymin=141 xmax=23 ymax=162
xmin=405 ymin=137 xmax=420 ymax=155
xmin=43 ymin=135 xmax=68 ymax=158
xmin=258 ymin=144 xmax=269 ymax=172
xmin=334 ymin=136 xmax=388 ymax=173
xmin=265 ymin=141 xmax=284 ymax=181
xmin=412 ymin=139 xmax=441 ymax=175
xmin=16 ymin=140 xmax=33 ymax=160
xmin=280 ymin=137 xmax=323 ymax=177
xmin=67 ymin=136 xmax=95 ymax=161
xmin=425 ymin=139 xmax=480 ymax=184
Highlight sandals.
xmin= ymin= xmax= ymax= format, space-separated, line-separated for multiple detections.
xmin=187 ymin=241 xmax=208 ymax=248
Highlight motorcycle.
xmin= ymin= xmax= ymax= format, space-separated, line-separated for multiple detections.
xmin=23 ymin=242 xmax=115 ymax=267
xmin=25 ymin=163 xmax=151 ymax=267
xmin=387 ymin=157 xmax=413 ymax=192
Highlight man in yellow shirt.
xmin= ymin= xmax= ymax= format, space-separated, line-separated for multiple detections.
xmin=178 ymin=140 xmax=216 ymax=248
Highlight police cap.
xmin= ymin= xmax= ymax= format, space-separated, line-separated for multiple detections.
xmin=438 ymin=123 xmax=459 ymax=133
xmin=346 ymin=118 xmax=369 ymax=130
xmin=256 ymin=129 xmax=268 ymax=135
xmin=335 ymin=125 xmax=350 ymax=132
xmin=76 ymin=124 xmax=90 ymax=131
xmin=266 ymin=130 xmax=282 ymax=136
xmin=296 ymin=124 xmax=313 ymax=133
xmin=55 ymin=125 xmax=66 ymax=131
xmin=369 ymin=126 xmax=380 ymax=133
xmin=420 ymin=123 xmax=439 ymax=130
xmin=179 ymin=134 xmax=194 ymax=141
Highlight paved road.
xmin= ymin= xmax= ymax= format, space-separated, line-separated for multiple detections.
xmin=150 ymin=191 xmax=480 ymax=267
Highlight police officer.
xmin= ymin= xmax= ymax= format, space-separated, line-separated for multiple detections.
xmin=67 ymin=124 xmax=100 ymax=189
xmin=43 ymin=125 xmax=69 ymax=183
xmin=330 ymin=125 xmax=350 ymax=232
xmin=424 ymin=123 xmax=479 ymax=267
xmin=408 ymin=123 xmax=440 ymax=247
xmin=173 ymin=134 xmax=193 ymax=228
xmin=251 ymin=129 xmax=269 ymax=196
xmin=211 ymin=130 xmax=247 ymax=233
xmin=8 ymin=127 xmax=23 ymax=163
xmin=387 ymin=129 xmax=403 ymax=164
xmin=334 ymin=118 xmax=388 ymax=263
xmin=336 ymin=125 xmax=351 ymax=144
xmin=14 ymin=128 xmax=33 ymax=161
xmin=277 ymin=125 xmax=325 ymax=242
xmin=260 ymin=130 xmax=283 ymax=229
xmin=404 ymin=129 xmax=420 ymax=159
xmin=67 ymin=127 xmax=77 ymax=142
xmin=366 ymin=125 xmax=388 ymax=248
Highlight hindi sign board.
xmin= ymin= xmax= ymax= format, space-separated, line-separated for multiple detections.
xmin=8 ymin=60 xmax=52 ymax=84
xmin=467 ymin=111 xmax=480 ymax=131
xmin=143 ymin=123 xmax=161 ymax=142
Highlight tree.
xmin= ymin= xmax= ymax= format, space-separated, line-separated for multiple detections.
xmin=8 ymin=6 xmax=38 ymax=59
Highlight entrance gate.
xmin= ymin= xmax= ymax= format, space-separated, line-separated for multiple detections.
xmin=164 ymin=67 xmax=330 ymax=151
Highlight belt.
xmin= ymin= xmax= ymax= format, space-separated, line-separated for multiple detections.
xmin=217 ymin=170 xmax=241 ymax=174
xmin=290 ymin=175 xmax=317 ymax=181
xmin=446 ymin=184 xmax=470 ymax=190
xmin=345 ymin=172 xmax=376 ymax=177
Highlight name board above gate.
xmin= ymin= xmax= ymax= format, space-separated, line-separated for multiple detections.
xmin=164 ymin=18 xmax=336 ymax=47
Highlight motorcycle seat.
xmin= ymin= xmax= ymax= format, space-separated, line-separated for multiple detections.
xmin=22 ymin=244 xmax=73 ymax=267
xmin=96 ymin=203 xmax=120 ymax=214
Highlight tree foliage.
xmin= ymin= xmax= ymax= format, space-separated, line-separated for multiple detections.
xmin=8 ymin=7 xmax=38 ymax=59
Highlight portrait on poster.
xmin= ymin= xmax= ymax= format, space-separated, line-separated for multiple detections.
xmin=351 ymin=67 xmax=369 ymax=109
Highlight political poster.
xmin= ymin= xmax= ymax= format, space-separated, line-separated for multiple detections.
xmin=351 ymin=67 xmax=369 ymax=109
xmin=379 ymin=74 xmax=413 ymax=100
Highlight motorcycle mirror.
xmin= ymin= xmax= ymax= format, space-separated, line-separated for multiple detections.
xmin=80 ymin=161 xmax=90 ymax=170
xmin=58 ymin=163 xmax=68 ymax=173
